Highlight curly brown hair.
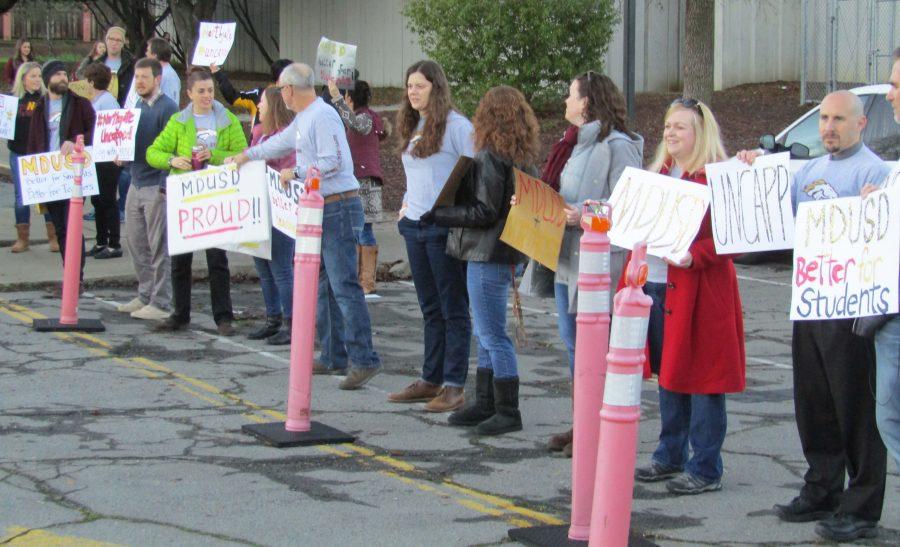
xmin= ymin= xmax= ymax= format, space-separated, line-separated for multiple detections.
xmin=473 ymin=86 xmax=540 ymax=166
xmin=396 ymin=60 xmax=455 ymax=158
xmin=574 ymin=71 xmax=637 ymax=142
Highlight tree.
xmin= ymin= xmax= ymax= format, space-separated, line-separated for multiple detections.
xmin=404 ymin=0 xmax=619 ymax=113
xmin=682 ymin=0 xmax=714 ymax=105
xmin=170 ymin=0 xmax=217 ymax=70
xmin=228 ymin=0 xmax=277 ymax=66
xmin=83 ymin=0 xmax=171 ymax=57
xmin=0 ymin=0 xmax=20 ymax=13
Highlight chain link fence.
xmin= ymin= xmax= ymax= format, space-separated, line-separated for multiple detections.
xmin=801 ymin=0 xmax=900 ymax=104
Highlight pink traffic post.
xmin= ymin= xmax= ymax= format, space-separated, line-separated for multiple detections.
xmin=568 ymin=201 xmax=613 ymax=541
xmin=241 ymin=167 xmax=354 ymax=447
xmin=589 ymin=242 xmax=652 ymax=547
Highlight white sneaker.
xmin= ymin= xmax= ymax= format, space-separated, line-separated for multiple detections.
xmin=117 ymin=297 xmax=145 ymax=313
xmin=131 ymin=304 xmax=170 ymax=321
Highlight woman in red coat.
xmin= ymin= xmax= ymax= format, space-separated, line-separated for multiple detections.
xmin=631 ymin=98 xmax=746 ymax=495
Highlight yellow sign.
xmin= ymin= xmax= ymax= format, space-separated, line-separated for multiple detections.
xmin=69 ymin=74 xmax=118 ymax=100
xmin=500 ymin=169 xmax=567 ymax=271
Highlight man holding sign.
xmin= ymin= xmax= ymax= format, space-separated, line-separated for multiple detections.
xmin=228 ymin=63 xmax=381 ymax=391
xmin=742 ymin=91 xmax=889 ymax=541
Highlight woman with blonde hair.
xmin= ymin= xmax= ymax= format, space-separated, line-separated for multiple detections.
xmin=429 ymin=85 xmax=540 ymax=435
xmin=7 ymin=61 xmax=56 ymax=253
xmin=632 ymin=98 xmax=745 ymax=495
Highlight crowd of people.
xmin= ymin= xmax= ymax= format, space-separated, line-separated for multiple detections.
xmin=3 ymin=26 xmax=898 ymax=543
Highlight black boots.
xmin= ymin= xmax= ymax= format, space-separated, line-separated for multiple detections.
xmin=476 ymin=377 xmax=522 ymax=436
xmin=449 ymin=368 xmax=495 ymax=426
xmin=248 ymin=315 xmax=281 ymax=340
xmin=266 ymin=318 xmax=291 ymax=346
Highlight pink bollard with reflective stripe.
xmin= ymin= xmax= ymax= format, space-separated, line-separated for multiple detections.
xmin=589 ymin=242 xmax=652 ymax=547
xmin=59 ymin=135 xmax=87 ymax=325
xmin=568 ymin=201 xmax=613 ymax=541
xmin=285 ymin=168 xmax=324 ymax=432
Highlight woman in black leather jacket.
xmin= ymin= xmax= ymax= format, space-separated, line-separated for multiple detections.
xmin=426 ymin=86 xmax=540 ymax=435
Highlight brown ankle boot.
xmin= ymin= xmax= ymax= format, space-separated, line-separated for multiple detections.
xmin=548 ymin=428 xmax=573 ymax=452
xmin=11 ymin=224 xmax=29 ymax=252
xmin=45 ymin=222 xmax=60 ymax=252
xmin=359 ymin=245 xmax=378 ymax=294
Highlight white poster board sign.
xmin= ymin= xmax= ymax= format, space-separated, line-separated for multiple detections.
xmin=166 ymin=161 xmax=270 ymax=255
xmin=191 ymin=22 xmax=237 ymax=66
xmin=882 ymin=161 xmax=900 ymax=190
xmin=267 ymin=166 xmax=304 ymax=239
xmin=607 ymin=166 xmax=711 ymax=260
xmin=790 ymin=185 xmax=900 ymax=320
xmin=17 ymin=148 xmax=100 ymax=205
xmin=0 ymin=94 xmax=18 ymax=140
xmin=705 ymin=152 xmax=794 ymax=254
xmin=92 ymin=109 xmax=141 ymax=162
xmin=315 ymin=36 xmax=357 ymax=89
xmin=219 ymin=239 xmax=272 ymax=260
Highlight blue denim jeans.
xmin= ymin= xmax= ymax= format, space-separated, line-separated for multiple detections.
xmin=467 ymin=261 xmax=517 ymax=379
xmin=10 ymin=151 xmax=50 ymax=225
xmin=398 ymin=217 xmax=471 ymax=387
xmin=316 ymin=196 xmax=379 ymax=369
xmin=875 ymin=315 xmax=900 ymax=470
xmin=253 ymin=227 xmax=295 ymax=319
xmin=358 ymin=222 xmax=377 ymax=246
xmin=554 ymin=282 xmax=577 ymax=375
xmin=118 ymin=169 xmax=131 ymax=217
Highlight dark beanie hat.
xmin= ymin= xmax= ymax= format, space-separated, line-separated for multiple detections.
xmin=42 ymin=60 xmax=66 ymax=86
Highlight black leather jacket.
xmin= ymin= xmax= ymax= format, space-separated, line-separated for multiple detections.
xmin=433 ymin=149 xmax=538 ymax=264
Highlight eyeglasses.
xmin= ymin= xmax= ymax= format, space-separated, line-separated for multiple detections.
xmin=106 ymin=37 xmax=125 ymax=44
xmin=671 ymin=97 xmax=704 ymax=117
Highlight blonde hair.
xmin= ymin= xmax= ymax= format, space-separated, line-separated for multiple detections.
xmin=12 ymin=61 xmax=45 ymax=98
xmin=648 ymin=101 xmax=727 ymax=174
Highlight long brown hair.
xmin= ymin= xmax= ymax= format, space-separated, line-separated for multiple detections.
xmin=260 ymin=86 xmax=294 ymax=134
xmin=574 ymin=71 xmax=636 ymax=142
xmin=396 ymin=60 xmax=454 ymax=158
xmin=14 ymin=38 xmax=33 ymax=63
xmin=474 ymin=86 xmax=539 ymax=166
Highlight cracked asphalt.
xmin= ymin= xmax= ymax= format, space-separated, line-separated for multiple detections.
xmin=0 ymin=263 xmax=898 ymax=546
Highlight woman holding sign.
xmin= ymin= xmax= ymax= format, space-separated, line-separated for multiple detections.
xmin=631 ymin=98 xmax=745 ymax=495
xmin=428 ymin=86 xmax=539 ymax=434
xmin=146 ymin=67 xmax=247 ymax=336
xmin=246 ymin=87 xmax=296 ymax=345
xmin=390 ymin=60 xmax=473 ymax=413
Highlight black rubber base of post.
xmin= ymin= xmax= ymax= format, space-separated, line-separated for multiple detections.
xmin=241 ymin=421 xmax=355 ymax=447
xmin=33 ymin=318 xmax=106 ymax=332
xmin=508 ymin=524 xmax=657 ymax=546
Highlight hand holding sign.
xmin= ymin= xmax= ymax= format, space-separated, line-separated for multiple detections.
xmin=316 ymin=37 xmax=357 ymax=90
xmin=192 ymin=22 xmax=237 ymax=66
xmin=499 ymin=169 xmax=567 ymax=270
xmin=92 ymin=108 xmax=141 ymax=162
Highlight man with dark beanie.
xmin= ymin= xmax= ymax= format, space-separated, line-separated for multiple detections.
xmin=27 ymin=59 xmax=96 ymax=289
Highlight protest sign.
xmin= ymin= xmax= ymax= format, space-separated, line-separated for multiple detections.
xmin=220 ymin=239 xmax=272 ymax=260
xmin=790 ymin=185 xmax=900 ymax=320
xmin=316 ymin=37 xmax=357 ymax=89
xmin=705 ymin=152 xmax=794 ymax=254
xmin=166 ymin=161 xmax=270 ymax=255
xmin=92 ymin=109 xmax=141 ymax=162
xmin=0 ymin=94 xmax=18 ymax=140
xmin=192 ymin=22 xmax=237 ymax=66
xmin=69 ymin=75 xmax=118 ymax=100
xmin=499 ymin=169 xmax=567 ymax=270
xmin=267 ymin=166 xmax=304 ymax=239
xmin=17 ymin=147 xmax=100 ymax=205
xmin=432 ymin=156 xmax=473 ymax=209
xmin=882 ymin=161 xmax=900 ymax=190
xmin=607 ymin=166 xmax=711 ymax=260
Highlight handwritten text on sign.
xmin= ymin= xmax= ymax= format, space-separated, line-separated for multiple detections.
xmin=166 ymin=161 xmax=270 ymax=254
xmin=607 ymin=166 xmax=710 ymax=259
xmin=499 ymin=169 xmax=566 ymax=271
xmin=705 ymin=152 xmax=794 ymax=254
xmin=267 ymin=166 xmax=305 ymax=239
xmin=881 ymin=161 xmax=900 ymax=190
xmin=0 ymin=94 xmax=18 ymax=140
xmin=92 ymin=108 xmax=141 ymax=162
xmin=316 ymin=37 xmax=357 ymax=89
xmin=17 ymin=148 xmax=100 ymax=205
xmin=790 ymin=185 xmax=900 ymax=320
xmin=191 ymin=22 xmax=237 ymax=66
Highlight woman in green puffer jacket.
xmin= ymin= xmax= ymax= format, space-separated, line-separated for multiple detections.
xmin=146 ymin=67 xmax=248 ymax=336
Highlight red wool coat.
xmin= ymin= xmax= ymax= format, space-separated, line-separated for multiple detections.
xmin=622 ymin=165 xmax=747 ymax=394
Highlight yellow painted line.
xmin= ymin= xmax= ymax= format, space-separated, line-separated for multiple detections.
xmin=2 ymin=526 xmax=123 ymax=546
xmin=181 ymin=187 xmax=238 ymax=203
xmin=0 ymin=298 xmax=564 ymax=529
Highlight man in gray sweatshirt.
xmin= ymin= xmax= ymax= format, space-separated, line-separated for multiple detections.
xmin=116 ymin=58 xmax=179 ymax=320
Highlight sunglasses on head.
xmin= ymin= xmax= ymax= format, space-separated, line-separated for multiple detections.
xmin=671 ymin=97 xmax=704 ymax=116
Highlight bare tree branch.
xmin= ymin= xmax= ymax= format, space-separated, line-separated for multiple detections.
xmin=228 ymin=0 xmax=273 ymax=65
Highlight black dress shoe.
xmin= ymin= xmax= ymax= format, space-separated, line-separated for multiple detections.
xmin=773 ymin=496 xmax=837 ymax=523
xmin=266 ymin=321 xmax=291 ymax=346
xmin=815 ymin=513 xmax=878 ymax=541
xmin=247 ymin=315 xmax=281 ymax=340
xmin=94 ymin=246 xmax=123 ymax=259
xmin=86 ymin=244 xmax=107 ymax=257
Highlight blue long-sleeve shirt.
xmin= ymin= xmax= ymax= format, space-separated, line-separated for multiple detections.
xmin=245 ymin=96 xmax=358 ymax=197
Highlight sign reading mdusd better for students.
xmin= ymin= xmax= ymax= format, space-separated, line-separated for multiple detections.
xmin=166 ymin=161 xmax=270 ymax=255
xmin=705 ymin=152 xmax=794 ymax=254
xmin=607 ymin=166 xmax=711 ymax=260
xmin=790 ymin=185 xmax=900 ymax=320
xmin=17 ymin=147 xmax=100 ymax=205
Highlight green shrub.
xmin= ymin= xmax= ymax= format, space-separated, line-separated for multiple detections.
xmin=403 ymin=0 xmax=619 ymax=113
